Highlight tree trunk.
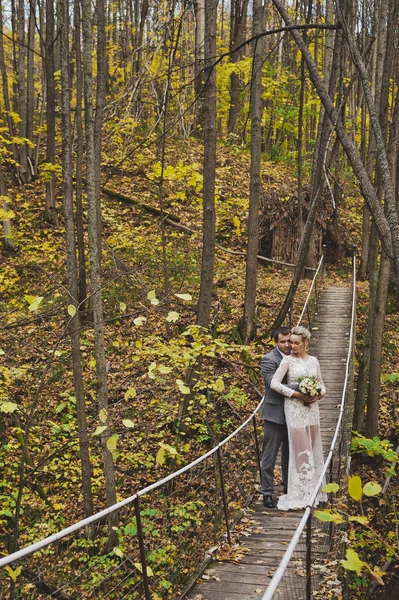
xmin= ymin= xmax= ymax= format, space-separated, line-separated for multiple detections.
xmin=94 ymin=0 xmax=107 ymax=263
xmin=0 ymin=0 xmax=20 ymax=181
xmin=26 ymin=0 xmax=36 ymax=176
xmin=81 ymin=0 xmax=117 ymax=544
xmin=0 ymin=164 xmax=14 ymax=252
xmin=197 ymin=0 xmax=217 ymax=328
xmin=193 ymin=0 xmax=205 ymax=134
xmin=17 ymin=0 xmax=29 ymax=183
xmin=227 ymin=0 xmax=249 ymax=135
xmin=241 ymin=0 xmax=264 ymax=341
xmin=59 ymin=0 xmax=93 ymax=517
xmin=365 ymin=251 xmax=391 ymax=437
xmin=73 ymin=0 xmax=87 ymax=308
xmin=45 ymin=0 xmax=58 ymax=224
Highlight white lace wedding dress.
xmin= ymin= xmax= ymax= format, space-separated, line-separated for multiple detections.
xmin=271 ymin=354 xmax=327 ymax=510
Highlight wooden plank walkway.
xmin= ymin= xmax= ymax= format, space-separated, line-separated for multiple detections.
xmin=184 ymin=286 xmax=353 ymax=600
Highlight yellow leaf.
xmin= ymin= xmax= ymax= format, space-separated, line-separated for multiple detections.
xmin=158 ymin=365 xmax=173 ymax=374
xmin=68 ymin=305 xmax=77 ymax=317
xmin=133 ymin=316 xmax=146 ymax=326
xmin=93 ymin=425 xmax=108 ymax=436
xmin=124 ymin=388 xmax=136 ymax=400
xmin=213 ymin=378 xmax=225 ymax=392
xmin=26 ymin=296 xmax=44 ymax=312
xmin=113 ymin=547 xmax=123 ymax=557
xmin=341 ymin=548 xmax=364 ymax=575
xmin=348 ymin=475 xmax=363 ymax=502
xmin=107 ymin=434 xmax=119 ymax=452
xmin=0 ymin=208 xmax=16 ymax=220
xmin=0 ymin=401 xmax=19 ymax=413
xmin=175 ymin=293 xmax=192 ymax=301
xmin=99 ymin=408 xmax=108 ymax=423
xmin=176 ymin=378 xmax=190 ymax=394
xmin=363 ymin=481 xmax=382 ymax=497
xmin=120 ymin=302 xmax=127 ymax=313
xmin=166 ymin=311 xmax=180 ymax=322
xmin=156 ymin=447 xmax=165 ymax=466
xmin=122 ymin=419 xmax=135 ymax=428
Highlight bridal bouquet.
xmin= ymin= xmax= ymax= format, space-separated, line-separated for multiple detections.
xmin=298 ymin=375 xmax=322 ymax=405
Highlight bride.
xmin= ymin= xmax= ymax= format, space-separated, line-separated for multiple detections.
xmin=271 ymin=325 xmax=327 ymax=510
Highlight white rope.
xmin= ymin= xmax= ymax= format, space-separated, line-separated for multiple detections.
xmin=0 ymin=399 xmax=263 ymax=568
xmin=297 ymin=253 xmax=324 ymax=326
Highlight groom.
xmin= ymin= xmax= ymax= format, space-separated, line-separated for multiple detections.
xmin=260 ymin=326 xmax=308 ymax=508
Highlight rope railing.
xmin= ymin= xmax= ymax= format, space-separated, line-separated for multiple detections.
xmin=0 ymin=400 xmax=263 ymax=598
xmin=0 ymin=251 xmax=329 ymax=600
xmin=262 ymin=250 xmax=357 ymax=600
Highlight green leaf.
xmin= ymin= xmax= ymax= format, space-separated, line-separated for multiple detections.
xmin=124 ymin=388 xmax=137 ymax=400
xmin=99 ymin=408 xmax=108 ymax=423
xmin=341 ymin=548 xmax=364 ymax=575
xmin=314 ymin=510 xmax=344 ymax=523
xmin=122 ymin=419 xmax=135 ymax=428
xmin=175 ymin=293 xmax=192 ymax=301
xmin=67 ymin=304 xmax=77 ymax=317
xmin=120 ymin=302 xmax=127 ymax=313
xmin=348 ymin=475 xmax=363 ymax=501
xmin=133 ymin=316 xmax=146 ymax=326
xmin=363 ymin=481 xmax=382 ymax=497
xmin=321 ymin=482 xmax=340 ymax=494
xmin=107 ymin=434 xmax=119 ymax=452
xmin=166 ymin=311 xmax=180 ymax=323
xmin=0 ymin=401 xmax=19 ymax=413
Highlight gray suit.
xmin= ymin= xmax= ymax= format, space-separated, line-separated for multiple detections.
xmin=260 ymin=347 xmax=296 ymax=496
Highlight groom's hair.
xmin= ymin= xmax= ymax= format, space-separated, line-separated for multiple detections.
xmin=272 ymin=326 xmax=291 ymax=342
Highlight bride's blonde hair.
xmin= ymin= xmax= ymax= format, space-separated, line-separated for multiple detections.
xmin=291 ymin=325 xmax=311 ymax=343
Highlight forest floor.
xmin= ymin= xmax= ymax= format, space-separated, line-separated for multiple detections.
xmin=1 ymin=139 xmax=398 ymax=597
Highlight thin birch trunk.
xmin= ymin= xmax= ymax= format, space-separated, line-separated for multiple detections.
xmin=81 ymin=0 xmax=118 ymax=545
xmin=59 ymin=0 xmax=93 ymax=517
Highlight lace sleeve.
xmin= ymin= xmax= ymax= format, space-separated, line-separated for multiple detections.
xmin=315 ymin=357 xmax=326 ymax=396
xmin=270 ymin=357 xmax=295 ymax=398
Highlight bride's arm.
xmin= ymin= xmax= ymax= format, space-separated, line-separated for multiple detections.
xmin=270 ymin=357 xmax=294 ymax=397
xmin=315 ymin=357 xmax=326 ymax=396
xmin=271 ymin=357 xmax=312 ymax=401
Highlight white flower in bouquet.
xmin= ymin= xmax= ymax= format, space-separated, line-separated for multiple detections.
xmin=298 ymin=375 xmax=322 ymax=402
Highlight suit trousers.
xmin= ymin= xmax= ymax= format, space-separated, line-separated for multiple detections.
xmin=261 ymin=419 xmax=289 ymax=496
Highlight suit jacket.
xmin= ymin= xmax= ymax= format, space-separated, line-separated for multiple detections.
xmin=260 ymin=347 xmax=297 ymax=425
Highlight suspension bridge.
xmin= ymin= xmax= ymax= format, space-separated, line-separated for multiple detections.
xmin=0 ymin=253 xmax=356 ymax=599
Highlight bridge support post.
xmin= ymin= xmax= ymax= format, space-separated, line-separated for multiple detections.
xmin=134 ymin=496 xmax=151 ymax=600
xmin=252 ymin=415 xmax=262 ymax=482
xmin=306 ymin=512 xmax=312 ymax=600
xmin=216 ymin=447 xmax=231 ymax=545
